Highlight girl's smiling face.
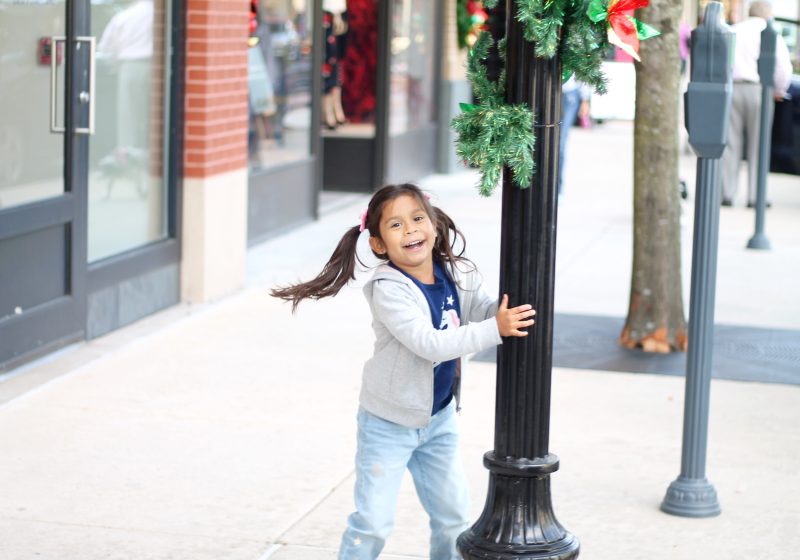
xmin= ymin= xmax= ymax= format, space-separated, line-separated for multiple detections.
xmin=369 ymin=194 xmax=437 ymax=283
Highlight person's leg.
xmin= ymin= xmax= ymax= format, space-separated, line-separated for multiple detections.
xmin=407 ymin=402 xmax=470 ymax=560
xmin=721 ymin=85 xmax=746 ymax=204
xmin=338 ymin=409 xmax=416 ymax=560
xmin=558 ymin=89 xmax=581 ymax=196
xmin=742 ymin=84 xmax=762 ymax=205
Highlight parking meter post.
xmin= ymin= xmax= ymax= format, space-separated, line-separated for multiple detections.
xmin=661 ymin=1 xmax=731 ymax=519
xmin=747 ymin=19 xmax=777 ymax=250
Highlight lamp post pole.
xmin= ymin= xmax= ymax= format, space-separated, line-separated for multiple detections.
xmin=457 ymin=2 xmax=579 ymax=558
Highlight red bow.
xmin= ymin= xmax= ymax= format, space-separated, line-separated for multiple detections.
xmin=607 ymin=0 xmax=649 ymax=56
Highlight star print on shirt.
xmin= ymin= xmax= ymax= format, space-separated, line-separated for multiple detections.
xmin=446 ymin=295 xmax=454 ymax=306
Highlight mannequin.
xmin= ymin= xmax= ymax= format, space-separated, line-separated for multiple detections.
xmin=322 ymin=0 xmax=348 ymax=129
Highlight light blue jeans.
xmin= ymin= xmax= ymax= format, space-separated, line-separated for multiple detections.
xmin=337 ymin=400 xmax=470 ymax=560
xmin=559 ymin=87 xmax=582 ymax=195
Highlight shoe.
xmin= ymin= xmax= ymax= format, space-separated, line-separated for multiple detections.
xmin=721 ymin=199 xmax=733 ymax=207
xmin=747 ymin=201 xmax=772 ymax=208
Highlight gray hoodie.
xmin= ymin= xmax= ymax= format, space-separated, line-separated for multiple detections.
xmin=360 ymin=263 xmax=501 ymax=428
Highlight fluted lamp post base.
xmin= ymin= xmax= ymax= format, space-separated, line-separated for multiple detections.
xmin=661 ymin=476 xmax=721 ymax=518
xmin=457 ymin=453 xmax=580 ymax=560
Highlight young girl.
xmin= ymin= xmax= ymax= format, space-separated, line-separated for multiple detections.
xmin=271 ymin=183 xmax=535 ymax=560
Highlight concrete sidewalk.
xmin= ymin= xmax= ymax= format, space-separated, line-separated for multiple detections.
xmin=1 ymin=121 xmax=799 ymax=559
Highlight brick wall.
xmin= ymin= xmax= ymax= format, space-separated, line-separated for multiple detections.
xmin=184 ymin=0 xmax=250 ymax=178
xmin=149 ymin=0 xmax=165 ymax=178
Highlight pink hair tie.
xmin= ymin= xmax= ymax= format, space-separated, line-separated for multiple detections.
xmin=358 ymin=208 xmax=368 ymax=233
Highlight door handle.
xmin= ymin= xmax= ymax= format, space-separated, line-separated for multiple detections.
xmin=74 ymin=36 xmax=96 ymax=135
xmin=49 ymin=36 xmax=96 ymax=135
xmin=49 ymin=36 xmax=66 ymax=133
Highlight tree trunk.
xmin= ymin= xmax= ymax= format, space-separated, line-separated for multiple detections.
xmin=620 ymin=0 xmax=688 ymax=353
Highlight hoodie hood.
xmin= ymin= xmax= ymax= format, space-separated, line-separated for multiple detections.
xmin=363 ymin=263 xmax=428 ymax=310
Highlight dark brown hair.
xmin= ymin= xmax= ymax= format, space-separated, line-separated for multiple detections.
xmin=271 ymin=183 xmax=472 ymax=311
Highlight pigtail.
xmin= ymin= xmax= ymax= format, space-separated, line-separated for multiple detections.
xmin=272 ymin=182 xmax=476 ymax=311
xmin=431 ymin=206 xmax=473 ymax=276
xmin=270 ymin=225 xmax=364 ymax=312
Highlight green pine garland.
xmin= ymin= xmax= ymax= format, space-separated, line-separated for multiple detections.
xmin=454 ymin=0 xmax=618 ymax=195
xmin=516 ymin=0 xmax=568 ymax=58
xmin=560 ymin=2 xmax=609 ymax=93
xmin=487 ymin=0 xmax=610 ymax=88
xmin=452 ymin=32 xmax=535 ymax=196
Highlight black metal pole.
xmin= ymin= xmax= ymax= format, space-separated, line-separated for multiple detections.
xmin=483 ymin=0 xmax=506 ymax=85
xmin=457 ymin=2 xmax=579 ymax=558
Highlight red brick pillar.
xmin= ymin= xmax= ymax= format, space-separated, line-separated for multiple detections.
xmin=181 ymin=0 xmax=251 ymax=302
xmin=185 ymin=0 xmax=249 ymax=177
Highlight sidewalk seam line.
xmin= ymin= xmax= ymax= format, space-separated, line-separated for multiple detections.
xmin=274 ymin=469 xmax=355 ymax=545
xmin=256 ymin=543 xmax=283 ymax=559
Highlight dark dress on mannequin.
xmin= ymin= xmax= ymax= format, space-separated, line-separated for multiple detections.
xmin=322 ymin=11 xmax=341 ymax=94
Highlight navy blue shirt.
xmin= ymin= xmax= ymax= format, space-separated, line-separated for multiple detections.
xmin=390 ymin=261 xmax=461 ymax=415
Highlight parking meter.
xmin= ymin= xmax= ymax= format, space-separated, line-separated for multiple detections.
xmin=684 ymin=2 xmax=734 ymax=159
xmin=661 ymin=2 xmax=732 ymax=519
xmin=747 ymin=17 xmax=778 ymax=250
xmin=758 ymin=19 xmax=777 ymax=88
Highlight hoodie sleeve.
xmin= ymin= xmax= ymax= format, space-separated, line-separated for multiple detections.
xmin=371 ymin=278 xmax=502 ymax=363
xmin=464 ymin=269 xmax=499 ymax=323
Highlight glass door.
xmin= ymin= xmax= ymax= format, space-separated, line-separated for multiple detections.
xmin=0 ymin=0 xmax=175 ymax=369
xmin=0 ymin=1 xmax=67 ymax=207
xmin=88 ymin=0 xmax=169 ymax=262
xmin=0 ymin=0 xmax=91 ymax=368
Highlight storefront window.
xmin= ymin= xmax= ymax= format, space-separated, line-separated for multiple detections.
xmin=248 ymin=0 xmax=313 ymax=170
xmin=321 ymin=0 xmax=378 ymax=138
xmin=88 ymin=0 xmax=169 ymax=262
xmin=389 ymin=0 xmax=435 ymax=134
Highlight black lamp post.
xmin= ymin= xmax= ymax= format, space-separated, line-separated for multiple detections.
xmin=457 ymin=2 xmax=579 ymax=558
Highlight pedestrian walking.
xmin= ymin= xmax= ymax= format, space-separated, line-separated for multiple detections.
xmin=559 ymin=75 xmax=591 ymax=196
xmin=271 ymin=183 xmax=535 ymax=560
xmin=720 ymin=0 xmax=792 ymax=207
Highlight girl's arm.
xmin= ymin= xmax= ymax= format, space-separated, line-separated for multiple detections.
xmin=464 ymin=271 xmax=499 ymax=323
xmin=371 ymin=280 xmax=502 ymax=363
xmin=462 ymin=271 xmax=535 ymax=331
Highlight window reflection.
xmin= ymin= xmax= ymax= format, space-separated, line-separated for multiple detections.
xmin=389 ymin=0 xmax=434 ymax=134
xmin=248 ymin=0 xmax=313 ymax=170
xmin=0 ymin=0 xmax=66 ymax=209
xmin=89 ymin=0 xmax=168 ymax=262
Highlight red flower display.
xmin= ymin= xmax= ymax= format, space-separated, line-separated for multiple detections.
xmin=341 ymin=0 xmax=378 ymax=123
